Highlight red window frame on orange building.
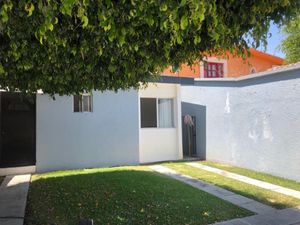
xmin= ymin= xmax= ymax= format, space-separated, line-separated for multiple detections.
xmin=204 ymin=62 xmax=224 ymax=78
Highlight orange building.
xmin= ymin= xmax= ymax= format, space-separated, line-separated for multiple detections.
xmin=163 ymin=48 xmax=284 ymax=78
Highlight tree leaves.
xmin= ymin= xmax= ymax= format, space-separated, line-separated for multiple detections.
xmin=25 ymin=3 xmax=35 ymax=17
xmin=0 ymin=0 xmax=299 ymax=95
xmin=77 ymin=6 xmax=89 ymax=28
xmin=180 ymin=15 xmax=188 ymax=30
xmin=160 ymin=4 xmax=168 ymax=12
xmin=61 ymin=0 xmax=77 ymax=16
xmin=0 ymin=0 xmax=13 ymax=23
xmin=280 ymin=15 xmax=300 ymax=64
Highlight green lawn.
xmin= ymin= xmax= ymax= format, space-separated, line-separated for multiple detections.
xmin=25 ymin=166 xmax=251 ymax=225
xmin=201 ymin=161 xmax=300 ymax=192
xmin=165 ymin=163 xmax=300 ymax=209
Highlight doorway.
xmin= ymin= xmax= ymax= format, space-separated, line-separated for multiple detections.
xmin=0 ymin=92 xmax=36 ymax=168
xmin=182 ymin=115 xmax=197 ymax=157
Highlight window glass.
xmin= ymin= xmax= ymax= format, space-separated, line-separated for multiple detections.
xmin=73 ymin=95 xmax=81 ymax=112
xmin=140 ymin=98 xmax=157 ymax=127
xmin=204 ymin=62 xmax=224 ymax=78
xmin=158 ymin=99 xmax=174 ymax=128
xmin=83 ymin=95 xmax=91 ymax=112
xmin=73 ymin=94 xmax=92 ymax=112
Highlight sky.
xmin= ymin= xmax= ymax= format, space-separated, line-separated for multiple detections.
xmin=258 ymin=22 xmax=286 ymax=58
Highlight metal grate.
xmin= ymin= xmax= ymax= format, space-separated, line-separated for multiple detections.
xmin=182 ymin=116 xmax=197 ymax=157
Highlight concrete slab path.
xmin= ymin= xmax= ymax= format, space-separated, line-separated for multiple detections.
xmin=187 ymin=162 xmax=300 ymax=199
xmin=0 ymin=174 xmax=31 ymax=225
xmin=150 ymin=165 xmax=275 ymax=214
xmin=151 ymin=165 xmax=300 ymax=225
xmin=213 ymin=207 xmax=300 ymax=225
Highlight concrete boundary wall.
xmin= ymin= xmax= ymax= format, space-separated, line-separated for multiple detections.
xmin=181 ymin=68 xmax=300 ymax=182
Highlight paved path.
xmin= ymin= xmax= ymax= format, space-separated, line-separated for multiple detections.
xmin=214 ymin=206 xmax=300 ymax=225
xmin=150 ymin=165 xmax=275 ymax=214
xmin=0 ymin=174 xmax=31 ymax=225
xmin=187 ymin=162 xmax=300 ymax=199
xmin=150 ymin=165 xmax=300 ymax=225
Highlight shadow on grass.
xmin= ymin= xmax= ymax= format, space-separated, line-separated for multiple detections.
xmin=25 ymin=169 xmax=252 ymax=225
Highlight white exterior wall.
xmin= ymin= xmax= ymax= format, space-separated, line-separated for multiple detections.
xmin=36 ymin=90 xmax=140 ymax=172
xmin=181 ymin=70 xmax=300 ymax=181
xmin=139 ymin=83 xmax=182 ymax=163
xmin=36 ymin=83 xmax=183 ymax=172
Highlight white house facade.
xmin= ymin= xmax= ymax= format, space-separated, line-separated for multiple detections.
xmin=0 ymin=82 xmax=184 ymax=173
xmin=139 ymin=83 xmax=182 ymax=164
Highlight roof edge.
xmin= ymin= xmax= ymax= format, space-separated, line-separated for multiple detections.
xmin=194 ymin=63 xmax=300 ymax=82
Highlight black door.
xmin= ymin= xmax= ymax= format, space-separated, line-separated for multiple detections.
xmin=0 ymin=92 xmax=36 ymax=168
xmin=182 ymin=115 xmax=197 ymax=157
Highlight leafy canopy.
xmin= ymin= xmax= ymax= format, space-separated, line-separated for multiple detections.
xmin=0 ymin=0 xmax=299 ymax=95
xmin=280 ymin=14 xmax=300 ymax=64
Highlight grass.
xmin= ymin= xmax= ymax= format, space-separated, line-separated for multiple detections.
xmin=165 ymin=163 xmax=300 ymax=209
xmin=200 ymin=161 xmax=300 ymax=192
xmin=25 ymin=166 xmax=252 ymax=225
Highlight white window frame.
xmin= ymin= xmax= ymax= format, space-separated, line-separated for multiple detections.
xmin=140 ymin=97 xmax=175 ymax=128
xmin=73 ymin=93 xmax=93 ymax=113
xmin=199 ymin=56 xmax=228 ymax=78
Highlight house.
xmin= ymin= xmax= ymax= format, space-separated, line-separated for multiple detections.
xmin=0 ymin=80 xmax=186 ymax=173
xmin=0 ymin=60 xmax=300 ymax=182
xmin=162 ymin=48 xmax=284 ymax=78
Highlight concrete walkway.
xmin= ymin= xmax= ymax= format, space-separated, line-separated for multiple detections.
xmin=150 ymin=165 xmax=300 ymax=225
xmin=150 ymin=165 xmax=275 ymax=214
xmin=214 ymin=206 xmax=300 ymax=225
xmin=187 ymin=162 xmax=300 ymax=199
xmin=0 ymin=174 xmax=31 ymax=225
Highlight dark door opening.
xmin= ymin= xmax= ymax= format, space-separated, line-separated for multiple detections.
xmin=182 ymin=115 xmax=197 ymax=157
xmin=0 ymin=92 xmax=36 ymax=168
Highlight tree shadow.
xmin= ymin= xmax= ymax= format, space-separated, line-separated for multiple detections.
xmin=25 ymin=169 xmax=251 ymax=225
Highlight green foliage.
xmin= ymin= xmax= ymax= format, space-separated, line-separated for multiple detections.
xmin=0 ymin=0 xmax=299 ymax=95
xmin=280 ymin=15 xmax=300 ymax=64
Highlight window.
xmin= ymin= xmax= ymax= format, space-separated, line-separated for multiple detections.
xmin=140 ymin=98 xmax=174 ymax=128
xmin=73 ymin=94 xmax=93 ymax=112
xmin=140 ymin=98 xmax=157 ymax=127
xmin=204 ymin=62 xmax=224 ymax=78
xmin=158 ymin=99 xmax=174 ymax=128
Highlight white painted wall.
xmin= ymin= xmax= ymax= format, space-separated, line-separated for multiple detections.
xmin=181 ymin=70 xmax=300 ymax=181
xmin=36 ymin=90 xmax=139 ymax=172
xmin=36 ymin=83 xmax=183 ymax=172
xmin=139 ymin=83 xmax=182 ymax=163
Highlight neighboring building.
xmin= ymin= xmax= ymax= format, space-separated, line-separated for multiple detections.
xmin=163 ymin=48 xmax=284 ymax=78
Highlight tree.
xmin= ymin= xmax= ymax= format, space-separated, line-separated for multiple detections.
xmin=280 ymin=15 xmax=300 ymax=64
xmin=0 ymin=0 xmax=299 ymax=95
